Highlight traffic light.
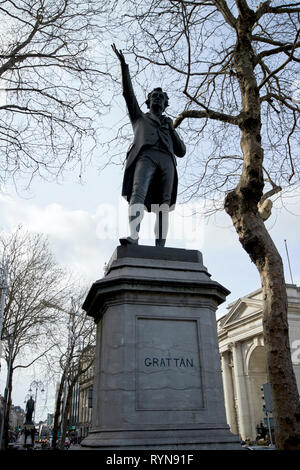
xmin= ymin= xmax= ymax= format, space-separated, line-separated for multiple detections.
xmin=261 ymin=382 xmax=273 ymax=414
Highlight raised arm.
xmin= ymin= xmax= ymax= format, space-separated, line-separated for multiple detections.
xmin=111 ymin=44 xmax=142 ymax=122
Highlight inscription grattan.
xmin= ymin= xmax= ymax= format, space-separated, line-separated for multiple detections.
xmin=144 ymin=357 xmax=194 ymax=368
xmin=137 ymin=317 xmax=204 ymax=410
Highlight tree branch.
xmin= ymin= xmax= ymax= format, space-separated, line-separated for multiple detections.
xmin=214 ymin=0 xmax=236 ymax=28
xmin=13 ymin=344 xmax=55 ymax=370
xmin=255 ymin=1 xmax=271 ymax=21
xmin=0 ymin=15 xmax=42 ymax=77
xmin=267 ymin=4 xmax=300 ymax=14
xmin=259 ymin=31 xmax=300 ymax=89
xmin=174 ymin=108 xmax=239 ymax=127
xmin=257 ymin=42 xmax=300 ymax=60
xmin=260 ymin=92 xmax=299 ymax=113
xmin=235 ymin=0 xmax=250 ymax=12
xmin=260 ymin=167 xmax=282 ymax=204
xmin=252 ymin=34 xmax=288 ymax=47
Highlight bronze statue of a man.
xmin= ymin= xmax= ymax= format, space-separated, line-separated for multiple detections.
xmin=25 ymin=396 xmax=35 ymax=424
xmin=112 ymin=44 xmax=186 ymax=247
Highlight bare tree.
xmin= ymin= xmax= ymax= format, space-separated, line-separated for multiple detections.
xmin=0 ymin=226 xmax=70 ymax=448
xmin=43 ymin=292 xmax=95 ymax=450
xmin=0 ymin=0 xmax=113 ymax=188
xmin=59 ymin=344 xmax=94 ymax=449
xmin=108 ymin=0 xmax=300 ymax=449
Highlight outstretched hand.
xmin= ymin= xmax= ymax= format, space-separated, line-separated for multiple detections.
xmin=111 ymin=43 xmax=126 ymax=64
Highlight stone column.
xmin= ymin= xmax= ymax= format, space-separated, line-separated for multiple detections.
xmin=245 ymin=374 xmax=256 ymax=440
xmin=81 ymin=245 xmax=241 ymax=450
xmin=232 ymin=342 xmax=251 ymax=440
xmin=221 ymin=351 xmax=237 ymax=435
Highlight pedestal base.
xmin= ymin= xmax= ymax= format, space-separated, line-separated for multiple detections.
xmin=81 ymin=245 xmax=241 ymax=450
xmin=81 ymin=428 xmax=240 ymax=450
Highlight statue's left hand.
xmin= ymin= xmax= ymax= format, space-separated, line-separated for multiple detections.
xmin=166 ymin=117 xmax=175 ymax=132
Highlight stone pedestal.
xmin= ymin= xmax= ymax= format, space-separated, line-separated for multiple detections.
xmin=81 ymin=245 xmax=241 ymax=449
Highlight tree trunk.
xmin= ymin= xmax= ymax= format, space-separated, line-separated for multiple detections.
xmin=226 ymin=194 xmax=300 ymax=448
xmin=51 ymin=370 xmax=66 ymax=449
xmin=3 ymin=366 xmax=13 ymax=450
xmin=59 ymin=382 xmax=73 ymax=450
xmin=225 ymin=7 xmax=300 ymax=449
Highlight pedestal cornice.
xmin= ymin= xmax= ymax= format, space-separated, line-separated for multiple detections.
xmin=82 ymin=245 xmax=230 ymax=321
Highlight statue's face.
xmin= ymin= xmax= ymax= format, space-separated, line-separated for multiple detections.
xmin=149 ymin=89 xmax=166 ymax=113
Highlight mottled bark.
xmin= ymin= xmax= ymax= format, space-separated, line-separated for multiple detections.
xmin=225 ymin=4 xmax=300 ymax=450
xmin=51 ymin=369 xmax=66 ymax=449
xmin=3 ymin=368 xmax=13 ymax=450
xmin=59 ymin=381 xmax=73 ymax=450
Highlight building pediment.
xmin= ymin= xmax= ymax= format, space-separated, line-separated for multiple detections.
xmin=220 ymin=297 xmax=262 ymax=328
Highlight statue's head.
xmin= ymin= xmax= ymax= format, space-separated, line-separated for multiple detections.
xmin=146 ymin=88 xmax=169 ymax=112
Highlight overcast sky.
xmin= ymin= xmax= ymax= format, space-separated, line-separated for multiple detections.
xmin=1 ymin=162 xmax=300 ymax=421
xmin=0 ymin=110 xmax=300 ymax=423
xmin=0 ymin=0 xmax=299 ymax=428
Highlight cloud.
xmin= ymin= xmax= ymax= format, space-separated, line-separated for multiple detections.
xmin=197 ymin=196 xmax=300 ymax=317
xmin=1 ymin=189 xmax=300 ymax=416
xmin=0 ymin=190 xmax=299 ymax=318
xmin=0 ymin=193 xmax=116 ymax=283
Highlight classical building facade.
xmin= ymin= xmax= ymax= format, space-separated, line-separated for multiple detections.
xmin=217 ymin=284 xmax=300 ymax=442
xmin=9 ymin=405 xmax=25 ymax=431
xmin=0 ymin=396 xmax=25 ymax=433
xmin=76 ymin=360 xmax=93 ymax=439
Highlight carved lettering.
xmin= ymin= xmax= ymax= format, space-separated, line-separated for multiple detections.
xmin=144 ymin=357 xmax=194 ymax=367
xmin=152 ymin=357 xmax=159 ymax=367
xmin=186 ymin=358 xmax=194 ymax=367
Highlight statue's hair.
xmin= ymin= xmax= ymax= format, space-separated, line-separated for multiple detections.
xmin=146 ymin=87 xmax=169 ymax=110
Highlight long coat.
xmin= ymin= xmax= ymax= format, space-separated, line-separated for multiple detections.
xmin=120 ymin=63 xmax=186 ymax=212
xmin=25 ymin=398 xmax=35 ymax=423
